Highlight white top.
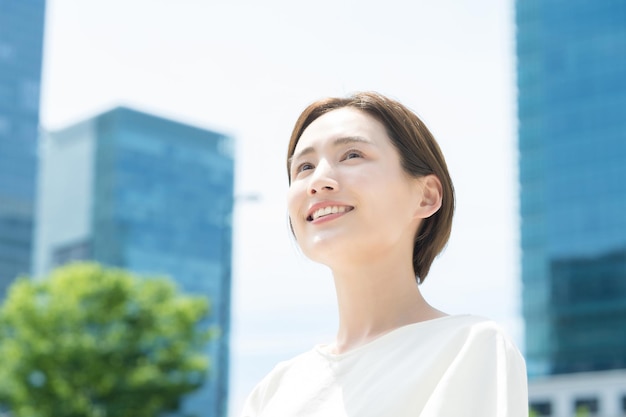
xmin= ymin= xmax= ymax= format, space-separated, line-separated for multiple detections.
xmin=241 ymin=315 xmax=528 ymax=417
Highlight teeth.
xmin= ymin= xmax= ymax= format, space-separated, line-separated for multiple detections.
xmin=311 ymin=206 xmax=349 ymax=221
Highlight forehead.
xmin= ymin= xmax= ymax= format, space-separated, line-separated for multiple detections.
xmin=294 ymin=107 xmax=388 ymax=152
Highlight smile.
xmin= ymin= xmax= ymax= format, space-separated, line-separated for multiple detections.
xmin=307 ymin=205 xmax=354 ymax=222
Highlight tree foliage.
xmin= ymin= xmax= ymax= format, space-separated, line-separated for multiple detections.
xmin=0 ymin=262 xmax=213 ymax=417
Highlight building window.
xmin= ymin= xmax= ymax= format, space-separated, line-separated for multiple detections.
xmin=52 ymin=240 xmax=91 ymax=268
xmin=0 ymin=41 xmax=13 ymax=61
xmin=0 ymin=115 xmax=10 ymax=135
xmin=574 ymin=397 xmax=599 ymax=415
xmin=19 ymin=79 xmax=40 ymax=112
xmin=530 ymin=400 xmax=552 ymax=416
xmin=0 ymin=84 xmax=12 ymax=105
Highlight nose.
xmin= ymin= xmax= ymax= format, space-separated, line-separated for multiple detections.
xmin=307 ymin=159 xmax=338 ymax=195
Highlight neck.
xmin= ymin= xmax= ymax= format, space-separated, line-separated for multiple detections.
xmin=329 ymin=254 xmax=445 ymax=354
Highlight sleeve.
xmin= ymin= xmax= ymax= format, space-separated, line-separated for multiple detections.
xmin=240 ymin=369 xmax=275 ymax=417
xmin=419 ymin=323 xmax=529 ymax=417
xmin=239 ymin=360 xmax=289 ymax=417
xmin=240 ymin=382 xmax=264 ymax=417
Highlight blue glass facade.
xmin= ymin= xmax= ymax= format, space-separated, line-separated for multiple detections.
xmin=516 ymin=0 xmax=626 ymax=377
xmin=37 ymin=108 xmax=234 ymax=417
xmin=0 ymin=0 xmax=46 ymax=296
xmin=93 ymin=108 xmax=234 ymax=417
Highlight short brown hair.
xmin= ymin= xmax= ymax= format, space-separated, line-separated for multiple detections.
xmin=286 ymin=92 xmax=455 ymax=283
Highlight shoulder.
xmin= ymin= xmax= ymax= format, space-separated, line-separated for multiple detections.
xmin=427 ymin=313 xmax=504 ymax=331
xmin=437 ymin=314 xmax=524 ymax=359
xmin=417 ymin=315 xmax=529 ymax=416
xmin=431 ymin=315 xmax=527 ymax=390
xmin=240 ymin=349 xmax=319 ymax=416
xmin=460 ymin=315 xmax=523 ymax=355
xmin=396 ymin=314 xmax=517 ymax=346
xmin=420 ymin=314 xmax=518 ymax=344
xmin=397 ymin=314 xmax=526 ymax=372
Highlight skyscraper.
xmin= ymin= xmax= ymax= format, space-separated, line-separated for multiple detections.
xmin=517 ymin=0 xmax=626 ymax=378
xmin=0 ymin=0 xmax=47 ymax=296
xmin=33 ymin=107 xmax=235 ymax=417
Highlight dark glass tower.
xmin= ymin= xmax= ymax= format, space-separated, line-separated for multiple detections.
xmin=0 ymin=0 xmax=47 ymax=296
xmin=33 ymin=107 xmax=235 ymax=417
xmin=516 ymin=0 xmax=626 ymax=377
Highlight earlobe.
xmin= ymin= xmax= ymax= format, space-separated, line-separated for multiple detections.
xmin=415 ymin=175 xmax=443 ymax=219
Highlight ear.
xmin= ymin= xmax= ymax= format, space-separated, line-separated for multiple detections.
xmin=414 ymin=174 xmax=443 ymax=219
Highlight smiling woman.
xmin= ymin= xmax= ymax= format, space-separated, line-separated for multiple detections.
xmin=240 ymin=92 xmax=528 ymax=417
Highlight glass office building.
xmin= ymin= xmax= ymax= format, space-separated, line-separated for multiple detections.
xmin=516 ymin=0 xmax=626 ymax=377
xmin=33 ymin=107 xmax=235 ymax=417
xmin=0 ymin=0 xmax=46 ymax=296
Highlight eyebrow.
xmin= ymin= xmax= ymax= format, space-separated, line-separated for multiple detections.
xmin=288 ymin=136 xmax=373 ymax=166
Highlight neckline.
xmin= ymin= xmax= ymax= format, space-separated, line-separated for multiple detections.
xmin=314 ymin=314 xmax=474 ymax=361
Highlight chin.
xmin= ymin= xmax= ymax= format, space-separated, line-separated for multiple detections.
xmin=300 ymin=239 xmax=339 ymax=261
xmin=302 ymin=238 xmax=364 ymax=266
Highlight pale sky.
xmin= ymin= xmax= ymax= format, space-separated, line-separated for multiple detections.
xmin=40 ymin=1 xmax=520 ymax=415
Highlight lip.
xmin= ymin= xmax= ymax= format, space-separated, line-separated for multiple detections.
xmin=306 ymin=201 xmax=355 ymax=223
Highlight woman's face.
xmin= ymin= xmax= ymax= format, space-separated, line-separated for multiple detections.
xmin=287 ymin=107 xmax=427 ymax=267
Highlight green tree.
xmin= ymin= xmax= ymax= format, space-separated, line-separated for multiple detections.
xmin=0 ymin=262 xmax=213 ymax=417
xmin=575 ymin=405 xmax=591 ymax=417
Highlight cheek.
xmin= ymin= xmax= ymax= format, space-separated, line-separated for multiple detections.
xmin=286 ymin=183 xmax=305 ymax=222
xmin=286 ymin=187 xmax=307 ymax=243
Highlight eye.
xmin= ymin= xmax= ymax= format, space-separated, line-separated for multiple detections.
xmin=342 ymin=149 xmax=364 ymax=160
xmin=297 ymin=162 xmax=314 ymax=173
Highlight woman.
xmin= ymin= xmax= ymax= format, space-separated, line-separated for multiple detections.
xmin=241 ymin=92 xmax=528 ymax=416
